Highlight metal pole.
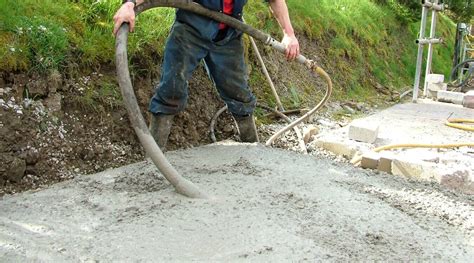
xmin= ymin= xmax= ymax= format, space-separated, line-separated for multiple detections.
xmin=422 ymin=0 xmax=439 ymax=97
xmin=412 ymin=2 xmax=429 ymax=102
xmin=458 ymin=25 xmax=472 ymax=83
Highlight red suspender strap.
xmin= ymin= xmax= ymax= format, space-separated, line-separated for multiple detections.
xmin=219 ymin=0 xmax=234 ymax=29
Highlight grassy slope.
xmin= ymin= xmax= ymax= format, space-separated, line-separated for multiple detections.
xmin=277 ymin=0 xmax=455 ymax=100
xmin=0 ymin=0 xmax=175 ymax=72
xmin=0 ymin=0 xmax=456 ymax=103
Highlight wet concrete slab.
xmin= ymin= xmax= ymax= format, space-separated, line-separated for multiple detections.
xmin=0 ymin=143 xmax=473 ymax=261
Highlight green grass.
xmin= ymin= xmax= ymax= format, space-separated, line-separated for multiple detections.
xmin=0 ymin=0 xmax=78 ymax=72
xmin=246 ymin=0 xmax=456 ymax=101
xmin=0 ymin=0 xmax=457 ymax=105
xmin=0 ymin=0 xmax=175 ymax=73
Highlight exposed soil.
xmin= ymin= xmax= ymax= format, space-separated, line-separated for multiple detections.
xmin=0 ymin=33 xmax=388 ymax=196
xmin=0 ymin=144 xmax=472 ymax=261
xmin=0 ymin=65 xmax=237 ymax=196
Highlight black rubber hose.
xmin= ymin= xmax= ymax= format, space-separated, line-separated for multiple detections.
xmin=135 ymin=0 xmax=269 ymax=43
xmin=116 ymin=24 xmax=208 ymax=199
xmin=115 ymin=0 xmax=331 ymax=198
xmin=449 ymin=59 xmax=474 ymax=89
xmin=135 ymin=0 xmax=313 ymax=66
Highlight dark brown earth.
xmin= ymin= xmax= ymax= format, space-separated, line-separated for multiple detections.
xmin=0 ymin=34 xmax=392 ymax=196
xmin=0 ymin=64 xmax=240 ymax=196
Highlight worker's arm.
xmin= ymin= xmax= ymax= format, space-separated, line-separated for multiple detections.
xmin=268 ymin=0 xmax=300 ymax=60
xmin=113 ymin=0 xmax=145 ymax=36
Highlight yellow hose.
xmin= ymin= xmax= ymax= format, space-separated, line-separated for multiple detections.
xmin=445 ymin=118 xmax=474 ymax=132
xmin=372 ymin=142 xmax=474 ymax=152
xmin=351 ymin=118 xmax=474 ymax=166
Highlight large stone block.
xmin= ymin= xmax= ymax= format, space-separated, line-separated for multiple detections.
xmin=377 ymin=152 xmax=394 ymax=174
xmin=426 ymin=74 xmax=445 ymax=84
xmin=391 ymin=157 xmax=440 ymax=181
xmin=437 ymin=90 xmax=465 ymax=105
xmin=361 ymin=152 xmax=380 ymax=169
xmin=313 ymin=139 xmax=359 ymax=159
xmin=463 ymin=90 xmax=474 ymax=109
xmin=348 ymin=120 xmax=379 ymax=144
xmin=427 ymin=82 xmax=447 ymax=98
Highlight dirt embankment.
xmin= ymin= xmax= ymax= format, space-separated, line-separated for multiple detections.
xmin=0 ymin=32 xmax=393 ymax=196
xmin=0 ymin=63 xmax=239 ymax=195
xmin=0 ymin=32 xmax=329 ymax=195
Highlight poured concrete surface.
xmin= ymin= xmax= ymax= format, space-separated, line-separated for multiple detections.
xmin=1 ymin=143 xmax=473 ymax=261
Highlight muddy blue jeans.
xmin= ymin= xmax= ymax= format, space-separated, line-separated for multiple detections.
xmin=149 ymin=21 xmax=256 ymax=117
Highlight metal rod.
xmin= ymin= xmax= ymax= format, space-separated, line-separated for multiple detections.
xmin=422 ymin=0 xmax=444 ymax=11
xmin=412 ymin=3 xmax=429 ymax=102
xmin=415 ymin=38 xmax=442 ymax=45
xmin=244 ymin=19 xmax=285 ymax=112
xmin=423 ymin=0 xmax=439 ymax=97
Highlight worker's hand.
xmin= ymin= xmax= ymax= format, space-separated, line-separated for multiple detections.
xmin=282 ymin=33 xmax=300 ymax=61
xmin=113 ymin=2 xmax=136 ymax=37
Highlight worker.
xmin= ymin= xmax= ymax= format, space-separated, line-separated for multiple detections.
xmin=113 ymin=0 xmax=299 ymax=150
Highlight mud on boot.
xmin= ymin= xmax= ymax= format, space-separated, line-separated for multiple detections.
xmin=149 ymin=113 xmax=175 ymax=151
xmin=234 ymin=114 xmax=259 ymax=143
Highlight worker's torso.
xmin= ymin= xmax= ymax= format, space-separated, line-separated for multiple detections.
xmin=176 ymin=0 xmax=248 ymax=41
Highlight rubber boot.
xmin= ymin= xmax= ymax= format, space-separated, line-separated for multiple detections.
xmin=149 ymin=113 xmax=175 ymax=150
xmin=234 ymin=115 xmax=259 ymax=143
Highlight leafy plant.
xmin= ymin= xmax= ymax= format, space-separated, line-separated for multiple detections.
xmin=288 ymin=85 xmax=301 ymax=108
